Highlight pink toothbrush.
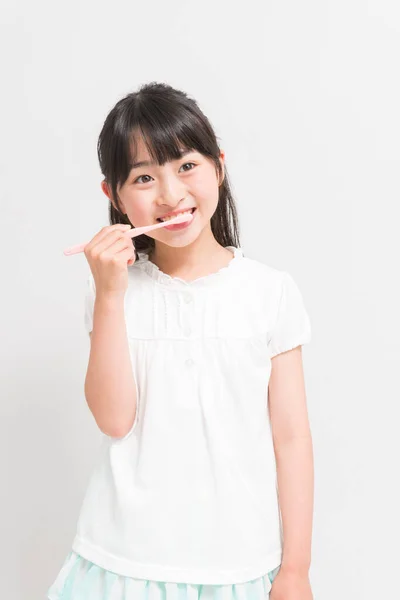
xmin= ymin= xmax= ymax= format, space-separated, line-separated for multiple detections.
xmin=63 ymin=212 xmax=194 ymax=256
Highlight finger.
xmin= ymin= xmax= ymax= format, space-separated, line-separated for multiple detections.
xmin=116 ymin=246 xmax=136 ymax=264
xmin=88 ymin=227 xmax=133 ymax=257
xmin=105 ymin=245 xmax=136 ymax=266
xmin=85 ymin=224 xmax=132 ymax=252
xmin=94 ymin=238 xmax=133 ymax=262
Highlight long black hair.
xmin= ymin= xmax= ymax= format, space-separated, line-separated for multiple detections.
xmin=97 ymin=82 xmax=240 ymax=260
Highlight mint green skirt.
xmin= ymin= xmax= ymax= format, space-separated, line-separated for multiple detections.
xmin=47 ymin=551 xmax=281 ymax=600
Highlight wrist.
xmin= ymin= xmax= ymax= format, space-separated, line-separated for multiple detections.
xmin=280 ymin=560 xmax=310 ymax=577
xmin=95 ymin=291 xmax=126 ymax=307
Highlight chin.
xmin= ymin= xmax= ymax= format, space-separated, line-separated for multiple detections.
xmin=155 ymin=235 xmax=199 ymax=249
xmin=151 ymin=214 xmax=206 ymax=248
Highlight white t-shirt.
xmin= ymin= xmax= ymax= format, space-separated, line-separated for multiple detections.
xmin=72 ymin=246 xmax=311 ymax=585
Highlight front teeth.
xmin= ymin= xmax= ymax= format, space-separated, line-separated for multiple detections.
xmin=160 ymin=209 xmax=193 ymax=222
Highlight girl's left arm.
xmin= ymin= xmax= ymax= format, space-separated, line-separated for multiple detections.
xmin=268 ymin=345 xmax=314 ymax=578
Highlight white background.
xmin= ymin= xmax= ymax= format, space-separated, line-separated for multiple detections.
xmin=1 ymin=1 xmax=399 ymax=598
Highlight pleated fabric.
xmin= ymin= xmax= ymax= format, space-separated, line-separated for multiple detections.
xmin=47 ymin=551 xmax=281 ymax=600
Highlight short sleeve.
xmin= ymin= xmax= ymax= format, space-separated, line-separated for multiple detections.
xmin=267 ymin=271 xmax=311 ymax=358
xmin=84 ymin=273 xmax=96 ymax=334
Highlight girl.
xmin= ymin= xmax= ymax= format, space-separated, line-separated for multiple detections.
xmin=48 ymin=82 xmax=314 ymax=600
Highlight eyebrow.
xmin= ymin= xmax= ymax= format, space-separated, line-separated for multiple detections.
xmin=129 ymin=149 xmax=193 ymax=171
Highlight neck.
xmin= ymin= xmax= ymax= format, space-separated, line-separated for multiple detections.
xmin=148 ymin=225 xmax=229 ymax=278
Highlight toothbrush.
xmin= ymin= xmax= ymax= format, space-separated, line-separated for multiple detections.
xmin=63 ymin=212 xmax=194 ymax=256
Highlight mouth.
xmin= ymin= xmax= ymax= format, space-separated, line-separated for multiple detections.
xmin=156 ymin=207 xmax=196 ymax=223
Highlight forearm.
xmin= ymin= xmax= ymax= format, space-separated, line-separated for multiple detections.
xmin=274 ymin=433 xmax=314 ymax=574
xmin=84 ymin=293 xmax=137 ymax=438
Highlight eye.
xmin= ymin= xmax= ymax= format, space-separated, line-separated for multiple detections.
xmin=133 ymin=174 xmax=153 ymax=184
xmin=179 ymin=162 xmax=196 ymax=172
xmin=133 ymin=162 xmax=196 ymax=184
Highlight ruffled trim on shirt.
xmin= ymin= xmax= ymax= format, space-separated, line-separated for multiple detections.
xmin=134 ymin=246 xmax=244 ymax=286
xmin=47 ymin=551 xmax=281 ymax=600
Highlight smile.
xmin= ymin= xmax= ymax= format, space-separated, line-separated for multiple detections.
xmin=156 ymin=208 xmax=196 ymax=223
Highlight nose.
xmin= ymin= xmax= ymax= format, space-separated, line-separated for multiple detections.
xmin=157 ymin=172 xmax=187 ymax=207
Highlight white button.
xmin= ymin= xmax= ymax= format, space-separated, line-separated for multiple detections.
xmin=183 ymin=293 xmax=192 ymax=304
xmin=184 ymin=326 xmax=192 ymax=336
xmin=185 ymin=358 xmax=195 ymax=367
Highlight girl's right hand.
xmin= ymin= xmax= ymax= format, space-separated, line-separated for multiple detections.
xmin=84 ymin=224 xmax=136 ymax=296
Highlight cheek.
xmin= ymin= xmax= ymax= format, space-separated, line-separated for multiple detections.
xmin=125 ymin=197 xmax=152 ymax=226
xmin=191 ymin=171 xmax=219 ymax=200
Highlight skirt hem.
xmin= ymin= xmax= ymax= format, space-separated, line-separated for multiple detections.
xmin=47 ymin=550 xmax=281 ymax=600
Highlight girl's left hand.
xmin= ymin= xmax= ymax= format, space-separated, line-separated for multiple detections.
xmin=269 ymin=568 xmax=313 ymax=600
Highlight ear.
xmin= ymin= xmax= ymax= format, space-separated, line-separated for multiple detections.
xmin=101 ymin=180 xmax=125 ymax=212
xmin=218 ymin=150 xmax=226 ymax=186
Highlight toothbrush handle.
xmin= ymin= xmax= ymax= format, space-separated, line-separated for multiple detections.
xmin=63 ymin=242 xmax=87 ymax=256
xmin=63 ymin=214 xmax=191 ymax=256
xmin=63 ymin=227 xmax=142 ymax=255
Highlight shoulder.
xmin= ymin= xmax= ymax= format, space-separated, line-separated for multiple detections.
xmin=240 ymin=254 xmax=287 ymax=293
xmin=238 ymin=255 xmax=309 ymax=318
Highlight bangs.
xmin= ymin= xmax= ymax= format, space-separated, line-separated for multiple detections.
xmin=128 ymin=99 xmax=215 ymax=168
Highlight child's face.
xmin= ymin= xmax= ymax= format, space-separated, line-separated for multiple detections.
xmin=102 ymin=134 xmax=225 ymax=248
